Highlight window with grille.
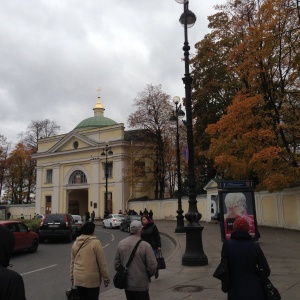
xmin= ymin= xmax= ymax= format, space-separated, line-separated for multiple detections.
xmin=103 ymin=162 xmax=113 ymax=178
xmin=69 ymin=170 xmax=87 ymax=184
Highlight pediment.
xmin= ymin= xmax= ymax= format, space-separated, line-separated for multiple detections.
xmin=203 ymin=176 xmax=222 ymax=191
xmin=47 ymin=131 xmax=98 ymax=153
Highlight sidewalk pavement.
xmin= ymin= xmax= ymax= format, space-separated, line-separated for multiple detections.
xmin=99 ymin=220 xmax=300 ymax=300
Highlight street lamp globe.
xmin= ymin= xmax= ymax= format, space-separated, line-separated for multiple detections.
xmin=179 ymin=9 xmax=197 ymax=28
xmin=173 ymin=96 xmax=181 ymax=104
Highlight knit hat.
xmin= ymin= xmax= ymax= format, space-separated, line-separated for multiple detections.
xmin=80 ymin=222 xmax=95 ymax=235
xmin=130 ymin=220 xmax=142 ymax=234
xmin=233 ymin=217 xmax=249 ymax=232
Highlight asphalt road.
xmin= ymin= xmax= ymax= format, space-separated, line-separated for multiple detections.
xmin=10 ymin=226 xmax=175 ymax=300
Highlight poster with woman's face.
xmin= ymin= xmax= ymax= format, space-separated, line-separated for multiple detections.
xmin=220 ymin=191 xmax=256 ymax=240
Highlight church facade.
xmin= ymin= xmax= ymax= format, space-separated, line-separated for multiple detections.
xmin=33 ymin=94 xmax=150 ymax=219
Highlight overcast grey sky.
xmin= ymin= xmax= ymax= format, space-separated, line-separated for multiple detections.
xmin=0 ymin=0 xmax=226 ymax=144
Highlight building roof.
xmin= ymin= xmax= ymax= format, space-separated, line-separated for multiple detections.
xmin=74 ymin=116 xmax=117 ymax=129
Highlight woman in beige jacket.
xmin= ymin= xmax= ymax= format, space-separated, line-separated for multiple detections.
xmin=70 ymin=222 xmax=110 ymax=300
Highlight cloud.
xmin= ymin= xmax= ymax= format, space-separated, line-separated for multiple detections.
xmin=0 ymin=0 xmax=226 ymax=144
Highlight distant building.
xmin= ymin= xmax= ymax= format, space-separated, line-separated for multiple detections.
xmin=33 ymin=93 xmax=154 ymax=218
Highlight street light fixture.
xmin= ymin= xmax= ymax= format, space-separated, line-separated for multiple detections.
xmin=170 ymin=96 xmax=185 ymax=233
xmin=175 ymin=0 xmax=208 ymax=266
xmin=101 ymin=145 xmax=113 ymax=218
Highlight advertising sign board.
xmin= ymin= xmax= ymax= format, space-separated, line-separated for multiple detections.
xmin=218 ymin=181 xmax=259 ymax=241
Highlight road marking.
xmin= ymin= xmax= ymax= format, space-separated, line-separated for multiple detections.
xmin=21 ymin=264 xmax=57 ymax=276
xmin=96 ymin=229 xmax=115 ymax=248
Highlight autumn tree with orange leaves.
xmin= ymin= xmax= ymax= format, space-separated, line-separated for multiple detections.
xmin=4 ymin=143 xmax=36 ymax=204
xmin=192 ymin=0 xmax=300 ymax=191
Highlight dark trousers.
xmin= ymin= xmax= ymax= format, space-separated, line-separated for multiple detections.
xmin=125 ymin=290 xmax=150 ymax=300
xmin=77 ymin=286 xmax=99 ymax=300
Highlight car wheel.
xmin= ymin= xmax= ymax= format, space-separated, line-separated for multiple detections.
xmin=29 ymin=239 xmax=39 ymax=252
xmin=110 ymin=223 xmax=113 ymax=229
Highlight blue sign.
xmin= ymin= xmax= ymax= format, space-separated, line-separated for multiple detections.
xmin=219 ymin=181 xmax=254 ymax=189
xmin=182 ymin=144 xmax=188 ymax=163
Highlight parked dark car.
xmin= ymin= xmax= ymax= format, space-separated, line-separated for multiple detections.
xmin=120 ymin=215 xmax=142 ymax=232
xmin=38 ymin=213 xmax=77 ymax=243
xmin=0 ymin=220 xmax=39 ymax=253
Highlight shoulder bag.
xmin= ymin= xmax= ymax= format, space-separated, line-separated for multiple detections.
xmin=113 ymin=239 xmax=142 ymax=289
xmin=213 ymin=241 xmax=229 ymax=293
xmin=255 ymin=243 xmax=281 ymax=300
xmin=156 ymin=249 xmax=166 ymax=269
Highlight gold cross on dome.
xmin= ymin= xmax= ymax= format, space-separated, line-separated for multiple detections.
xmin=96 ymin=87 xmax=102 ymax=97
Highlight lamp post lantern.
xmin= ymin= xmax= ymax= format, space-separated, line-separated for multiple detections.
xmin=170 ymin=96 xmax=185 ymax=233
xmin=101 ymin=145 xmax=113 ymax=218
xmin=175 ymin=0 xmax=208 ymax=266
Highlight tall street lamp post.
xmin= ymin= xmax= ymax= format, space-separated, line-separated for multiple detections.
xmin=101 ymin=145 xmax=113 ymax=219
xmin=170 ymin=96 xmax=185 ymax=233
xmin=175 ymin=0 xmax=208 ymax=266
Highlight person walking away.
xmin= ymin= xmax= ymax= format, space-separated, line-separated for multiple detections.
xmin=141 ymin=215 xmax=162 ymax=279
xmin=70 ymin=222 xmax=110 ymax=300
xmin=91 ymin=211 xmax=95 ymax=222
xmin=223 ymin=217 xmax=270 ymax=299
xmin=148 ymin=209 xmax=153 ymax=220
xmin=115 ymin=220 xmax=157 ymax=300
xmin=0 ymin=226 xmax=26 ymax=300
xmin=85 ymin=211 xmax=90 ymax=222
xmin=6 ymin=211 xmax=11 ymax=219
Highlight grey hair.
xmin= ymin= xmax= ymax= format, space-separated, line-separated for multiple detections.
xmin=130 ymin=220 xmax=142 ymax=234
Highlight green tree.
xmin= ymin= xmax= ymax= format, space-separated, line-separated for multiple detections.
xmin=205 ymin=0 xmax=300 ymax=191
xmin=191 ymin=10 xmax=242 ymax=190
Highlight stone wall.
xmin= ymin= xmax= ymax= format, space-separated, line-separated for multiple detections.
xmin=128 ymin=187 xmax=300 ymax=231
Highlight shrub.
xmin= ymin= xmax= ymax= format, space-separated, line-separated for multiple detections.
xmin=22 ymin=219 xmax=41 ymax=234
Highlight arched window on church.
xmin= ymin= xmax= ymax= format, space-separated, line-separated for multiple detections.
xmin=69 ymin=170 xmax=87 ymax=184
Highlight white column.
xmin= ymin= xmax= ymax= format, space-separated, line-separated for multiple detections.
xmin=35 ymin=166 xmax=43 ymax=214
xmin=114 ymin=156 xmax=125 ymax=212
xmin=52 ymin=164 xmax=60 ymax=213
xmin=91 ymin=158 xmax=100 ymax=217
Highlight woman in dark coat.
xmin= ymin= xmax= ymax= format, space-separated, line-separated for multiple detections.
xmin=141 ymin=215 xmax=161 ymax=279
xmin=224 ymin=217 xmax=270 ymax=300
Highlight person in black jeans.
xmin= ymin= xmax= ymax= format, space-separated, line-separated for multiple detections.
xmin=141 ymin=215 xmax=161 ymax=279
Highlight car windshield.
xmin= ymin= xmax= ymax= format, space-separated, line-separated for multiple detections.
xmin=72 ymin=215 xmax=81 ymax=221
xmin=113 ymin=214 xmax=124 ymax=220
xmin=44 ymin=214 xmax=65 ymax=223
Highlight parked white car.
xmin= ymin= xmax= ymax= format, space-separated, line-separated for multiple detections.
xmin=72 ymin=215 xmax=83 ymax=234
xmin=103 ymin=214 xmax=124 ymax=229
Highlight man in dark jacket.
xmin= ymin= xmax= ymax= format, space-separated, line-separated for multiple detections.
xmin=0 ymin=226 xmax=26 ymax=300
xmin=114 ymin=220 xmax=157 ymax=300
